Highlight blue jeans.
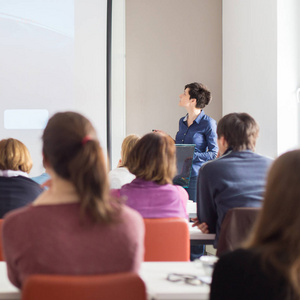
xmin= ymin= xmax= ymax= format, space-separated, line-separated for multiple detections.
xmin=187 ymin=176 xmax=204 ymax=259
xmin=186 ymin=176 xmax=197 ymax=202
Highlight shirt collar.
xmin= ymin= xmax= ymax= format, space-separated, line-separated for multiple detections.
xmin=183 ymin=110 xmax=205 ymax=124
xmin=0 ymin=169 xmax=29 ymax=178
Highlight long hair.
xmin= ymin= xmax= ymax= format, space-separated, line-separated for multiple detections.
xmin=0 ymin=138 xmax=33 ymax=173
xmin=42 ymin=111 xmax=118 ymax=223
xmin=126 ymin=132 xmax=176 ymax=185
xmin=245 ymin=150 xmax=300 ymax=295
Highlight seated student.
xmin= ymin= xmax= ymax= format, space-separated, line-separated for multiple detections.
xmin=109 ymin=134 xmax=140 ymax=189
xmin=210 ymin=150 xmax=300 ymax=300
xmin=193 ymin=113 xmax=272 ymax=247
xmin=111 ymin=132 xmax=188 ymax=219
xmin=0 ymin=138 xmax=43 ymax=218
xmin=2 ymin=112 xmax=144 ymax=289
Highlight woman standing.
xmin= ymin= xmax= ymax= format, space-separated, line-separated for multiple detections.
xmin=2 ymin=112 xmax=144 ymax=289
xmin=210 ymin=150 xmax=300 ymax=300
xmin=175 ymin=82 xmax=218 ymax=201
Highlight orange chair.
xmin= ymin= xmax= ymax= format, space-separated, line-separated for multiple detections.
xmin=22 ymin=272 xmax=146 ymax=300
xmin=0 ymin=219 xmax=3 ymax=261
xmin=143 ymin=218 xmax=190 ymax=261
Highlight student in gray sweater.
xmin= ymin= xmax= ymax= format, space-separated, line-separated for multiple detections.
xmin=193 ymin=113 xmax=272 ymax=247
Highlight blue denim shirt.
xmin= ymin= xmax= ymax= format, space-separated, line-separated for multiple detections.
xmin=175 ymin=110 xmax=218 ymax=177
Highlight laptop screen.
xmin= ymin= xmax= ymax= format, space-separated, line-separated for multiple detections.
xmin=173 ymin=144 xmax=195 ymax=188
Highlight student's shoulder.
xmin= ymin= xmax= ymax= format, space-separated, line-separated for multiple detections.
xmin=121 ymin=205 xmax=144 ymax=224
xmin=3 ymin=205 xmax=35 ymax=231
xmin=200 ymin=151 xmax=232 ymax=173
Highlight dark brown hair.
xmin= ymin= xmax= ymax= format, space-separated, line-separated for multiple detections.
xmin=185 ymin=82 xmax=211 ymax=109
xmin=245 ymin=150 xmax=300 ymax=296
xmin=217 ymin=113 xmax=259 ymax=151
xmin=0 ymin=138 xmax=33 ymax=173
xmin=42 ymin=111 xmax=117 ymax=223
xmin=127 ymin=132 xmax=176 ymax=185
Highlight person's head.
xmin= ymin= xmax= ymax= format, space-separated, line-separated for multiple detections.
xmin=42 ymin=111 xmax=115 ymax=223
xmin=126 ymin=132 xmax=176 ymax=185
xmin=120 ymin=134 xmax=140 ymax=168
xmin=0 ymin=138 xmax=33 ymax=173
xmin=217 ymin=113 xmax=259 ymax=155
xmin=245 ymin=150 xmax=300 ymax=295
xmin=179 ymin=82 xmax=212 ymax=109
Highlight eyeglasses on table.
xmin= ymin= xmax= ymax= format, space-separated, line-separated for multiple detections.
xmin=167 ymin=273 xmax=207 ymax=286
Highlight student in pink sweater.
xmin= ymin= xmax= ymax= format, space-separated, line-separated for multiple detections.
xmin=2 ymin=112 xmax=145 ymax=289
xmin=111 ymin=132 xmax=188 ymax=219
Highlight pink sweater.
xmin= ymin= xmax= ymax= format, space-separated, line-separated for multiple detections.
xmin=2 ymin=203 xmax=145 ymax=288
xmin=111 ymin=178 xmax=188 ymax=219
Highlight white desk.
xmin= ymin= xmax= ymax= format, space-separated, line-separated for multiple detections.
xmin=0 ymin=263 xmax=20 ymax=300
xmin=0 ymin=261 xmax=211 ymax=300
xmin=140 ymin=261 xmax=210 ymax=300
xmin=187 ymin=201 xmax=197 ymax=219
xmin=189 ymin=222 xmax=215 ymax=245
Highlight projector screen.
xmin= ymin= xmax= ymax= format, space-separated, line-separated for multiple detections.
xmin=0 ymin=0 xmax=107 ymax=175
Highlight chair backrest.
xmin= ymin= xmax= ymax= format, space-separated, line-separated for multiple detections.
xmin=217 ymin=207 xmax=261 ymax=256
xmin=22 ymin=272 xmax=146 ymax=300
xmin=143 ymin=218 xmax=189 ymax=261
xmin=0 ymin=219 xmax=3 ymax=261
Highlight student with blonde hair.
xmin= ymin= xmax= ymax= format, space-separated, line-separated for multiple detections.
xmin=109 ymin=134 xmax=140 ymax=189
xmin=210 ymin=150 xmax=300 ymax=300
xmin=111 ymin=132 xmax=188 ymax=219
xmin=2 ymin=112 xmax=144 ymax=288
xmin=0 ymin=138 xmax=43 ymax=218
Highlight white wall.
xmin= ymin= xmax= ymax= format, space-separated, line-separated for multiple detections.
xmin=223 ymin=0 xmax=278 ymax=157
xmin=277 ymin=0 xmax=300 ymax=154
xmin=125 ymin=0 xmax=222 ymax=141
xmin=74 ymin=0 xmax=107 ymax=148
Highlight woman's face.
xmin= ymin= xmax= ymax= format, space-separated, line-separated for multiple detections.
xmin=179 ymin=88 xmax=192 ymax=107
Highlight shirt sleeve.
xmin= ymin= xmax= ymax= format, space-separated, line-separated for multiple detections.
xmin=193 ymin=119 xmax=218 ymax=163
xmin=197 ymin=166 xmax=217 ymax=233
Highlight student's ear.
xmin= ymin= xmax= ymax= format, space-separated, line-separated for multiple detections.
xmin=189 ymin=98 xmax=197 ymax=106
xmin=219 ymin=136 xmax=228 ymax=148
xmin=42 ymin=152 xmax=50 ymax=169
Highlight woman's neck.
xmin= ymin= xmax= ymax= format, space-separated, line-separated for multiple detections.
xmin=187 ymin=108 xmax=201 ymax=125
xmin=33 ymin=171 xmax=80 ymax=206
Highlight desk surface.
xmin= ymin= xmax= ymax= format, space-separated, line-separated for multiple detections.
xmin=0 ymin=261 xmax=210 ymax=300
xmin=140 ymin=261 xmax=210 ymax=300
xmin=0 ymin=263 xmax=20 ymax=300
xmin=187 ymin=201 xmax=197 ymax=219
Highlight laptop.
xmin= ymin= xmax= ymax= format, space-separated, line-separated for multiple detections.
xmin=173 ymin=144 xmax=195 ymax=188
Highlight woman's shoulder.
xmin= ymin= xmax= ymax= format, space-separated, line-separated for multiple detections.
xmin=3 ymin=204 xmax=36 ymax=233
xmin=201 ymin=113 xmax=217 ymax=127
xmin=117 ymin=205 xmax=145 ymax=233
xmin=217 ymin=248 xmax=256 ymax=265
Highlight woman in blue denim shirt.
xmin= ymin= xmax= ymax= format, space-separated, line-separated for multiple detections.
xmin=175 ymin=82 xmax=218 ymax=202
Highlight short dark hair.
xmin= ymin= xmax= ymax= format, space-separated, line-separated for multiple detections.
xmin=185 ymin=82 xmax=212 ymax=109
xmin=217 ymin=113 xmax=259 ymax=151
